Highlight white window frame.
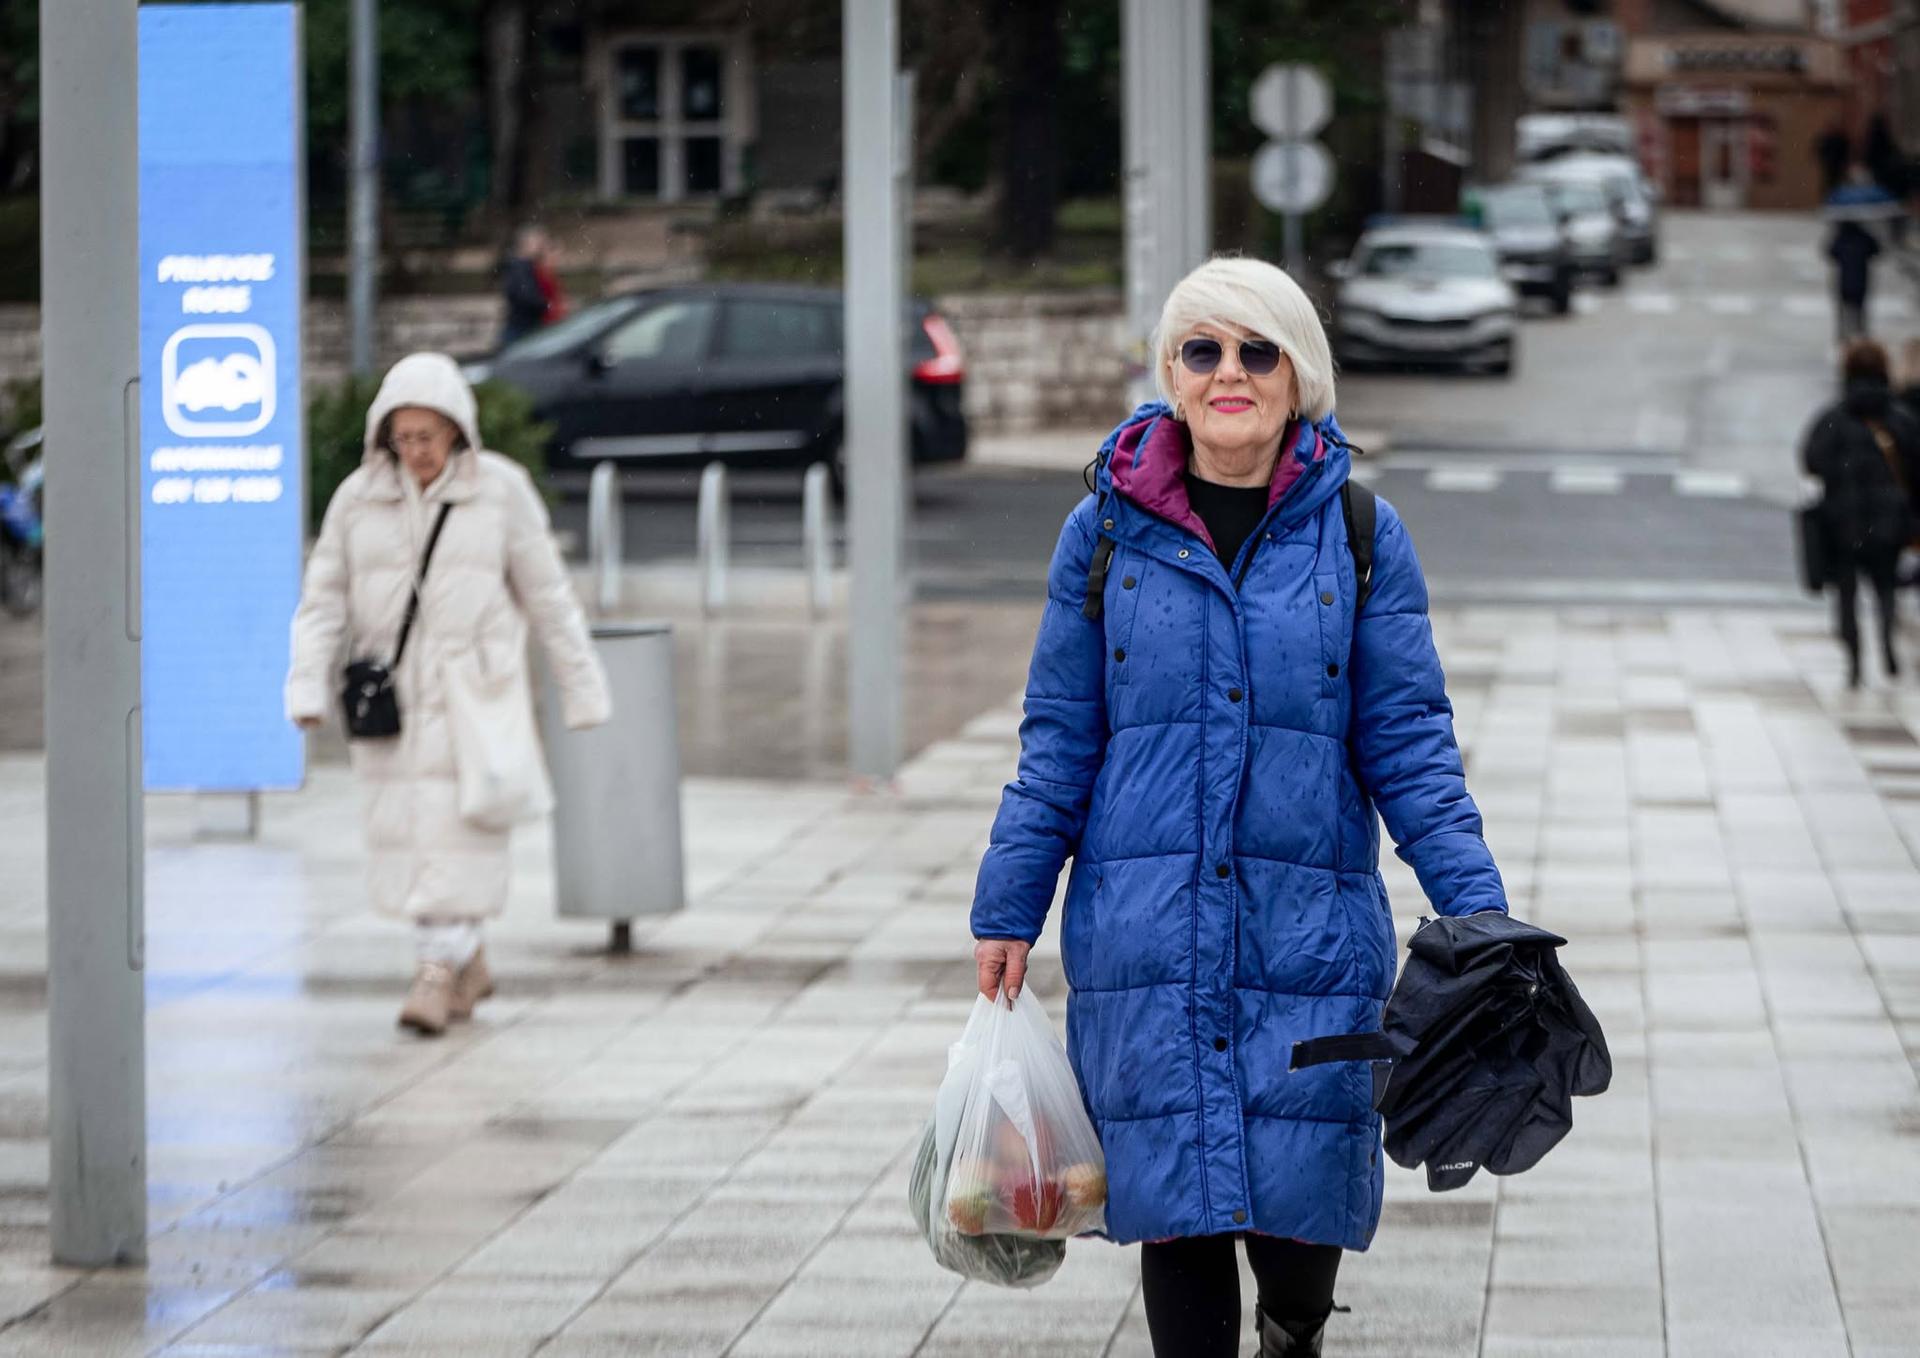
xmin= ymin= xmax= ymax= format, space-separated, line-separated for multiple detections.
xmin=598 ymin=30 xmax=753 ymax=203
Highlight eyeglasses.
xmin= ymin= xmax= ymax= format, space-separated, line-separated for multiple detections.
xmin=1179 ymin=336 xmax=1283 ymax=377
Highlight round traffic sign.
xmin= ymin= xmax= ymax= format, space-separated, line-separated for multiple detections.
xmin=1251 ymin=64 xmax=1332 ymax=141
xmin=1251 ymin=140 xmax=1334 ymax=214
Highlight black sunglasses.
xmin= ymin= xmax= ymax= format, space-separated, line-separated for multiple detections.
xmin=1179 ymin=336 xmax=1283 ymax=377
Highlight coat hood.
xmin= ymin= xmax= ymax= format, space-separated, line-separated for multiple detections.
xmin=362 ymin=352 xmax=483 ymax=466
xmin=1093 ymin=400 xmax=1354 ymax=551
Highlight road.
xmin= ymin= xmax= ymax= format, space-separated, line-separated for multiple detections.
xmin=560 ymin=211 xmax=1893 ymax=608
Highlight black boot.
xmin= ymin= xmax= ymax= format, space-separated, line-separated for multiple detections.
xmin=1255 ymin=1301 xmax=1332 ymax=1356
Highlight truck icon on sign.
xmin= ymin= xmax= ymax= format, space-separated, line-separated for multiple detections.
xmin=162 ymin=324 xmax=276 ymax=438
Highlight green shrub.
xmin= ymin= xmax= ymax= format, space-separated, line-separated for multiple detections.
xmin=304 ymin=375 xmax=553 ymax=535
xmin=2 ymin=373 xmax=40 ymax=441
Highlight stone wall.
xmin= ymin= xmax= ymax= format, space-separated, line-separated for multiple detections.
xmin=0 ymin=289 xmax=1130 ymax=437
xmin=934 ymin=290 xmax=1130 ymax=434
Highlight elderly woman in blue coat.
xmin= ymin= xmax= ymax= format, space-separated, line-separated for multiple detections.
xmin=971 ymin=256 xmax=1508 ymax=1358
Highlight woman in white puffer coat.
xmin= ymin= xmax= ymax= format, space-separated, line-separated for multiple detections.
xmin=286 ymin=353 xmax=609 ymax=1035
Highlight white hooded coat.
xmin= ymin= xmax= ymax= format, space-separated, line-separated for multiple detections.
xmin=285 ymin=353 xmax=610 ymax=920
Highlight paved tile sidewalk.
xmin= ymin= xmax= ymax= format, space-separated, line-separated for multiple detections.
xmin=2 ymin=605 xmax=1918 ymax=1356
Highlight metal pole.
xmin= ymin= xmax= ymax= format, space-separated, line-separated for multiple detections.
xmin=1283 ymin=72 xmax=1304 ymax=276
xmin=696 ymin=461 xmax=729 ymax=615
xmin=801 ymin=462 xmax=834 ymax=617
xmin=844 ymin=0 xmax=906 ymax=780
xmin=1124 ymin=0 xmax=1211 ymax=405
xmin=588 ymin=461 xmax=622 ymax=616
xmin=347 ymin=0 xmax=379 ymax=377
xmin=41 ymin=0 xmax=147 ymax=1267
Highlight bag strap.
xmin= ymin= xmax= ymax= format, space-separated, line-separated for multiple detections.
xmin=392 ymin=502 xmax=453 ymax=670
xmin=1341 ymin=481 xmax=1377 ymax=612
xmin=1289 ymin=1029 xmax=1411 ymax=1071
xmin=1864 ymin=418 xmax=1908 ymax=494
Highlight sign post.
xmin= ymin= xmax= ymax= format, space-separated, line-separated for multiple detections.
xmin=138 ymin=5 xmax=306 ymax=805
xmin=1249 ymin=63 xmax=1334 ymax=276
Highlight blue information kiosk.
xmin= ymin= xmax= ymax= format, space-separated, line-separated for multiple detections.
xmin=138 ymin=4 xmax=306 ymax=805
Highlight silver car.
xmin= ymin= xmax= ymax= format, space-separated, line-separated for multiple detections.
xmin=1331 ymin=224 xmax=1520 ymax=376
xmin=1525 ymin=174 xmax=1627 ymax=285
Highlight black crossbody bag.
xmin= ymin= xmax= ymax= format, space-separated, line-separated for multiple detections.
xmin=341 ymin=503 xmax=453 ymax=740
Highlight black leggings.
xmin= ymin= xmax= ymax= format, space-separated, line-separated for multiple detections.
xmin=1140 ymin=1234 xmax=1342 ymax=1357
xmin=1832 ymin=547 xmax=1902 ymax=679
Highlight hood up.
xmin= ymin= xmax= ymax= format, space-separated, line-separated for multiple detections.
xmin=1094 ymin=400 xmax=1354 ymax=551
xmin=362 ymin=352 xmax=484 ymax=467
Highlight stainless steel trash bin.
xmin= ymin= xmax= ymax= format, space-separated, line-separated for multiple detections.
xmin=539 ymin=620 xmax=685 ymax=937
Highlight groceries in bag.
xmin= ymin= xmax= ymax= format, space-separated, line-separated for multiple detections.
xmin=908 ymin=988 xmax=1106 ymax=1286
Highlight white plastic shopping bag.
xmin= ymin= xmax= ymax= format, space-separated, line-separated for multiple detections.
xmin=909 ymin=987 xmax=1106 ymax=1285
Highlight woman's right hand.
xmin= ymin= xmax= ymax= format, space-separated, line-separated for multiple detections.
xmin=974 ymin=938 xmax=1033 ymax=1003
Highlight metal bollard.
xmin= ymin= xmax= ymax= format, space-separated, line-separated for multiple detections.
xmin=801 ymin=462 xmax=834 ymax=617
xmin=539 ymin=621 xmax=686 ymax=946
xmin=587 ymin=461 xmax=623 ymax=617
xmin=696 ymin=461 xmax=729 ymax=614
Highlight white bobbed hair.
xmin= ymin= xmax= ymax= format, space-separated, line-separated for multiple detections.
xmin=1152 ymin=255 xmax=1335 ymax=423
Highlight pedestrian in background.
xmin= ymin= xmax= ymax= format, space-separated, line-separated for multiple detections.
xmin=498 ymin=225 xmax=558 ymax=349
xmin=971 ymin=257 xmax=1512 ymax=1357
xmin=285 ymin=353 xmax=610 ymax=1035
xmin=1800 ymin=339 xmax=1920 ymax=688
xmin=1826 ymin=167 xmax=1886 ymax=343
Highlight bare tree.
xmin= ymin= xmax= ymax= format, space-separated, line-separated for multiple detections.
xmin=993 ymin=0 xmax=1061 ymax=259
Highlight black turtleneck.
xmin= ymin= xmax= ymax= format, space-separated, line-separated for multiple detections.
xmin=1183 ymin=473 xmax=1271 ymax=570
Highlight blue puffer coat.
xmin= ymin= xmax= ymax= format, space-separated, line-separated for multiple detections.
xmin=971 ymin=402 xmax=1507 ymax=1249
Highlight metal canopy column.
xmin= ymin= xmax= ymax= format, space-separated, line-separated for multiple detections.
xmin=843 ymin=0 xmax=907 ymax=780
xmin=40 ymin=0 xmax=148 ymax=1267
xmin=1124 ymin=0 xmax=1212 ymax=404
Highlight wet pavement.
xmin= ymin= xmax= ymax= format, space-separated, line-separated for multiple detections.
xmin=4 ymin=603 xmax=1920 ymax=1356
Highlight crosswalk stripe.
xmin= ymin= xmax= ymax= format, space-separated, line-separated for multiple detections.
xmin=1572 ymin=294 xmax=1603 ymax=316
xmin=1673 ymin=470 xmax=1748 ymax=498
xmin=1706 ymin=295 xmax=1758 ymax=315
xmin=1550 ymin=468 xmax=1625 ymax=494
xmin=1784 ymin=295 xmax=1828 ymax=317
xmin=1627 ymin=294 xmax=1678 ymax=314
xmin=1426 ymin=468 xmax=1502 ymax=493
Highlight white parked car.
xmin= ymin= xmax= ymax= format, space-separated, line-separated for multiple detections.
xmin=1524 ymin=153 xmax=1659 ymax=266
xmin=1330 ymin=222 xmax=1520 ymax=376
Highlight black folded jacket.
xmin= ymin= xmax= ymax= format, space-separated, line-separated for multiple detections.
xmin=1291 ymin=911 xmax=1611 ymax=1190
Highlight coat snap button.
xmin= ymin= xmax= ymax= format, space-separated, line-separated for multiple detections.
xmin=1103 ymin=518 xmax=1115 ymax=530
xmin=1320 ymin=591 xmax=1334 ymax=605
xmin=1227 ymin=688 xmax=1243 ymax=703
xmin=1113 ymin=648 xmax=1126 ymax=662
xmin=1213 ymin=1037 xmax=1228 ymax=1052
xmin=1178 ymin=548 xmax=1190 ymax=559
xmin=1326 ymin=663 xmax=1340 ymax=677
xmin=1122 ymin=576 xmax=1136 ymax=589
xmin=1232 ymin=1209 xmax=1248 ymax=1225
xmin=1215 ymin=863 xmax=1230 ymax=879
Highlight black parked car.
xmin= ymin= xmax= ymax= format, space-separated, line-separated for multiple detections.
xmin=461 ymin=283 xmax=969 ymax=484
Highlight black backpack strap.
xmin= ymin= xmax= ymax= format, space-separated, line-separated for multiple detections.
xmin=1082 ymin=536 xmax=1117 ymax=620
xmin=392 ymin=502 xmax=454 ymax=669
xmin=1341 ymin=481 xmax=1377 ymax=612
